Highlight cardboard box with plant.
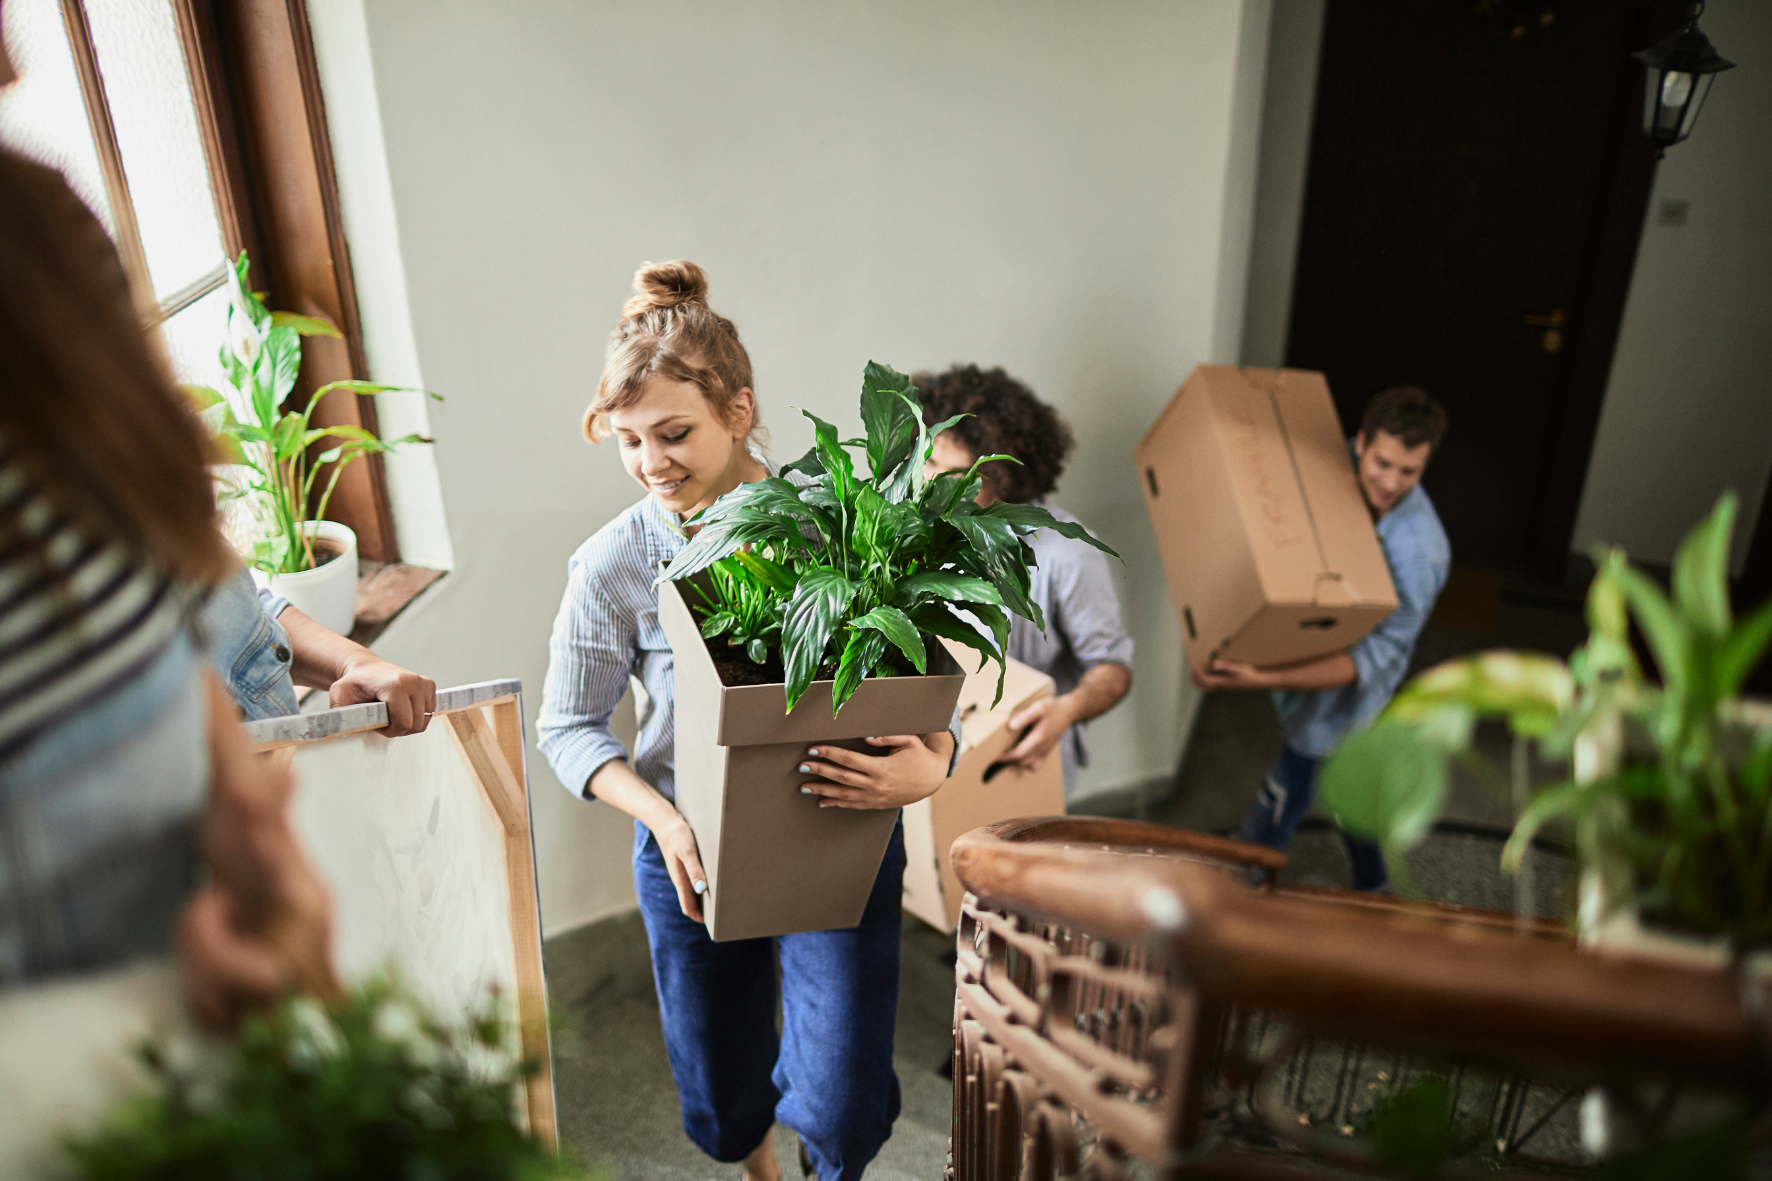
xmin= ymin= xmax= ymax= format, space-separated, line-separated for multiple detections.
xmin=658 ymin=362 xmax=1117 ymax=940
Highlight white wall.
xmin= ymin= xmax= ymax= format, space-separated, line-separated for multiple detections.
xmin=315 ymin=0 xmax=1267 ymax=936
xmin=1573 ymin=0 xmax=1772 ymax=572
xmin=1239 ymin=0 xmax=1325 ymax=368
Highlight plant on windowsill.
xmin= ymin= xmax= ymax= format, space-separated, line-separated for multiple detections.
xmin=662 ymin=360 xmax=1119 ymax=715
xmin=184 ymin=253 xmax=436 ymax=633
xmin=1318 ymin=494 xmax=1772 ymax=957
xmin=66 ymin=977 xmax=597 ymax=1180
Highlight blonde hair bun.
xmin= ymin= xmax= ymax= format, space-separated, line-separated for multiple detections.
xmin=623 ymin=259 xmax=709 ymax=319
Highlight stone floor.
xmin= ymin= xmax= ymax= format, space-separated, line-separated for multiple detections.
xmin=543 ymin=573 xmax=1592 ymax=1178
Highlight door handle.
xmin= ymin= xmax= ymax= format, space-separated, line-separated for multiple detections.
xmin=1525 ymin=309 xmax=1564 ymax=353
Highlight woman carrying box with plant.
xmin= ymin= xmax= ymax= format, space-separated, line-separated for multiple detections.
xmin=914 ymin=364 xmax=1134 ymax=799
xmin=538 ymin=262 xmax=957 ymax=1181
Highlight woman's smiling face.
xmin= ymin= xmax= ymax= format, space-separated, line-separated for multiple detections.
xmin=606 ymin=375 xmax=757 ymax=517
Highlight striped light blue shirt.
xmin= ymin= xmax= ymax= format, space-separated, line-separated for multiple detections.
xmin=539 ymin=475 xmax=966 ymax=802
xmin=539 ymin=493 xmax=687 ymax=800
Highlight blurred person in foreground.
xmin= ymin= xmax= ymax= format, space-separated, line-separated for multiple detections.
xmin=0 ymin=36 xmax=334 ymax=1023
xmin=1192 ymin=387 xmax=1451 ymax=892
xmin=916 ymin=364 xmax=1133 ymax=801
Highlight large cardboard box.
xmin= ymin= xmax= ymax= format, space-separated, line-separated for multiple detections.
xmin=1134 ymin=364 xmax=1398 ymax=669
xmin=902 ymin=643 xmax=1063 ymax=933
xmin=659 ymin=576 xmax=966 ymax=941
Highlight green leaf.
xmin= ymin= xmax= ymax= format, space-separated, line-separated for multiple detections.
xmin=909 ymin=602 xmax=1005 ymax=705
xmin=781 ymin=446 xmax=824 ymax=480
xmin=851 ymin=605 xmax=926 ymax=674
xmin=1613 ymin=561 xmax=1690 ymax=696
xmin=1318 ymin=721 xmax=1450 ymax=859
xmin=700 ymin=612 xmax=736 ymax=639
xmin=978 ymin=502 xmax=1121 ymax=559
xmin=263 ymin=326 xmax=301 ymax=406
xmin=859 ymin=361 xmax=921 ymax=491
xmin=1501 ymin=781 xmax=1585 ymax=873
xmin=733 ymin=549 xmax=798 ymax=595
xmin=949 ymin=514 xmax=1043 ymax=629
xmin=895 ymin=571 xmax=1002 ymax=608
xmin=802 ymin=410 xmax=854 ymax=504
xmin=665 ymin=502 xmax=800 ymax=584
xmin=1717 ymin=595 xmax=1772 ymax=700
xmin=832 ymin=629 xmax=886 ymax=712
xmin=182 ymin=383 xmax=227 ymax=411
xmin=747 ymin=638 xmax=768 ymax=664
xmin=1672 ymin=492 xmax=1737 ymax=637
xmin=782 ymin=570 xmax=855 ymax=714
xmin=269 ymin=311 xmax=342 ymax=337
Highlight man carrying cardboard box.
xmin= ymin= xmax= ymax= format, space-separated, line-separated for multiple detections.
xmin=1192 ymin=387 xmax=1451 ymax=891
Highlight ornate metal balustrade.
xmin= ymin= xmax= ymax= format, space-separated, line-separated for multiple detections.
xmin=947 ymin=817 xmax=1766 ymax=1180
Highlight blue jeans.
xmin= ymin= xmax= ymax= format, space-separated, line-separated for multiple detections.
xmin=633 ymin=818 xmax=905 ymax=1181
xmin=1236 ymin=746 xmax=1390 ymax=892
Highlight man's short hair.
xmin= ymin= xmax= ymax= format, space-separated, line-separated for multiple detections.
xmin=1359 ymin=386 xmax=1448 ymax=452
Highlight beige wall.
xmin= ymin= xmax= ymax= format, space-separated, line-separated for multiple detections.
xmin=1573 ymin=0 xmax=1772 ymax=572
xmin=315 ymin=0 xmax=1269 ymax=936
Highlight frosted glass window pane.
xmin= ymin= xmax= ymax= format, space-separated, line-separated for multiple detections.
xmin=0 ymin=0 xmax=115 ymax=233
xmin=157 ymin=283 xmax=229 ymax=391
xmin=85 ymin=0 xmax=224 ymax=301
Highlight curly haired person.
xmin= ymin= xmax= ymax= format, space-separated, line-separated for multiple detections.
xmin=915 ymin=365 xmax=1133 ymax=799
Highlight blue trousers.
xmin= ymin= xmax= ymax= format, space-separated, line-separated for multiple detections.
xmin=1235 ymin=746 xmax=1390 ymax=892
xmin=633 ymin=819 xmax=905 ymax=1181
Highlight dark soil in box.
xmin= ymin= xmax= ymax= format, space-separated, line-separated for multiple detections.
xmin=701 ymin=633 xmax=926 ymax=690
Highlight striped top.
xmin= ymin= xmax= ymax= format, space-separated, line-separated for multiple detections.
xmin=538 ymin=493 xmax=688 ymax=800
xmin=0 ymin=449 xmax=188 ymax=766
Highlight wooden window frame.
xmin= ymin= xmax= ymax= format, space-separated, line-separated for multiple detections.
xmin=134 ymin=0 xmax=399 ymax=563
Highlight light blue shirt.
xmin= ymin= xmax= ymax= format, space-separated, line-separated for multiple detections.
xmin=1274 ymin=465 xmax=1451 ymax=759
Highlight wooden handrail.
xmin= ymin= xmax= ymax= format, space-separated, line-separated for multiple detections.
xmin=951 ymin=817 xmax=1764 ymax=1089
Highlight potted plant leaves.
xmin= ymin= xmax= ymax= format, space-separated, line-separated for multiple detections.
xmin=655 ymin=361 xmax=1117 ymax=940
xmin=185 ymin=254 xmax=435 ymax=633
xmin=66 ymin=978 xmax=596 ymax=1179
xmin=1319 ymin=493 xmax=1772 ymax=961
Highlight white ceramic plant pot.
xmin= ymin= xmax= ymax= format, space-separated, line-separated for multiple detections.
xmin=256 ymin=521 xmax=359 ymax=635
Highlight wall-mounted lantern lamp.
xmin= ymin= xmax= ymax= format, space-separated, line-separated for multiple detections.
xmin=1632 ymin=1 xmax=1735 ymax=156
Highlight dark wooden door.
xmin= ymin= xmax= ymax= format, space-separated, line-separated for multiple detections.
xmin=1286 ymin=0 xmax=1680 ymax=575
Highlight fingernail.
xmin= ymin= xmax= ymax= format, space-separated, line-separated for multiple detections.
xmin=808 ymin=748 xmax=819 ymax=756
xmin=693 ymin=879 xmax=706 ymax=894
xmin=801 ymin=786 xmax=812 ymax=794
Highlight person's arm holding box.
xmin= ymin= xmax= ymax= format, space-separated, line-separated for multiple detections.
xmin=1191 ymin=553 xmax=1441 ymax=702
xmin=1003 ymin=538 xmax=1134 ymax=771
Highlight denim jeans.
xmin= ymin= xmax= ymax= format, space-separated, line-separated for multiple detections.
xmin=1235 ymin=745 xmax=1389 ymax=892
xmin=201 ymin=568 xmax=298 ymax=721
xmin=633 ymin=818 xmax=905 ymax=1181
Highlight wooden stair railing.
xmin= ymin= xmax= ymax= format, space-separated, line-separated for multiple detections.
xmin=947 ymin=817 xmax=1767 ymax=1181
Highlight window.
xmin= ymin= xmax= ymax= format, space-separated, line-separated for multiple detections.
xmin=0 ymin=0 xmax=403 ymax=567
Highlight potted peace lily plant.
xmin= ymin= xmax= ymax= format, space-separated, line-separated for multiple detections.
xmin=1319 ymin=494 xmax=1772 ymax=961
xmin=654 ymin=361 xmax=1117 ymax=941
xmin=185 ymin=254 xmax=433 ymax=634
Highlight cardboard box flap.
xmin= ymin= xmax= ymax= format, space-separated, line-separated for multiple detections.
xmin=1260 ymin=367 xmax=1398 ymax=611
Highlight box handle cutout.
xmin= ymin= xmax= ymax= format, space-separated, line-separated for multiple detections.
xmin=1183 ymin=607 xmax=1197 ymax=641
xmin=1145 ymin=467 xmax=1159 ymax=497
xmin=982 ymin=760 xmax=1013 ymax=784
xmin=1300 ymin=617 xmax=1338 ymax=630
